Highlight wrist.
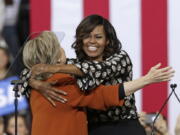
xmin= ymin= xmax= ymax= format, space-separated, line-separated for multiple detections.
xmin=29 ymin=78 xmax=39 ymax=90
xmin=142 ymin=75 xmax=151 ymax=86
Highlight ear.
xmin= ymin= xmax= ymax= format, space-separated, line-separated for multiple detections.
xmin=59 ymin=47 xmax=66 ymax=64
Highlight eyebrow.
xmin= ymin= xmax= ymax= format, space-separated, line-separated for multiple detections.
xmin=92 ymin=33 xmax=104 ymax=35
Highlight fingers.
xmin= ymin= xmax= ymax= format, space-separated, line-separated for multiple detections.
xmin=147 ymin=64 xmax=175 ymax=84
xmin=153 ymin=65 xmax=174 ymax=77
xmin=161 ymin=71 xmax=175 ymax=79
xmin=53 ymin=88 xmax=67 ymax=96
xmin=157 ymin=67 xmax=175 ymax=81
xmin=154 ymin=65 xmax=174 ymax=74
xmin=48 ymin=89 xmax=67 ymax=103
xmin=33 ymin=80 xmax=68 ymax=103
xmin=48 ymin=81 xmax=68 ymax=95
xmin=44 ymin=90 xmax=67 ymax=107
xmin=47 ymin=97 xmax=57 ymax=107
xmin=46 ymin=85 xmax=67 ymax=101
xmin=49 ymin=80 xmax=59 ymax=86
xmin=158 ymin=66 xmax=172 ymax=72
xmin=153 ymin=63 xmax=162 ymax=69
xmin=155 ymin=73 xmax=174 ymax=82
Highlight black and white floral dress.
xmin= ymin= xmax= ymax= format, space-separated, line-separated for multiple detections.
xmin=67 ymin=50 xmax=146 ymax=135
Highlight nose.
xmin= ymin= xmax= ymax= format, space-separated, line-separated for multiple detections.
xmin=89 ymin=36 xmax=96 ymax=43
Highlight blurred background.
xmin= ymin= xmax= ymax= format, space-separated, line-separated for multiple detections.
xmin=0 ymin=0 xmax=180 ymax=135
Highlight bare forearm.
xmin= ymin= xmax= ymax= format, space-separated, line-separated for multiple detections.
xmin=124 ymin=64 xmax=174 ymax=96
xmin=49 ymin=64 xmax=84 ymax=77
xmin=124 ymin=76 xmax=148 ymax=96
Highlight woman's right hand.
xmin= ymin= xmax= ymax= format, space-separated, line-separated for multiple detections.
xmin=29 ymin=77 xmax=67 ymax=107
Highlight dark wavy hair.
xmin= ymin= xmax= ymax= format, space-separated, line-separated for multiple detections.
xmin=72 ymin=14 xmax=122 ymax=61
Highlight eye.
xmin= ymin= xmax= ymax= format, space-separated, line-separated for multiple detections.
xmin=96 ymin=36 xmax=102 ymax=39
xmin=83 ymin=34 xmax=90 ymax=39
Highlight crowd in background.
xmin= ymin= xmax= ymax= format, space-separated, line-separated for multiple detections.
xmin=0 ymin=0 xmax=180 ymax=135
xmin=0 ymin=0 xmax=30 ymax=135
xmin=139 ymin=112 xmax=180 ymax=135
xmin=0 ymin=0 xmax=29 ymax=74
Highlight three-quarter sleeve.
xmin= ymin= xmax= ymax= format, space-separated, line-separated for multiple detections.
xmin=68 ymin=84 xmax=124 ymax=110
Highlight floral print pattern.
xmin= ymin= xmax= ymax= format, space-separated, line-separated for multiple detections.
xmin=67 ymin=50 xmax=138 ymax=123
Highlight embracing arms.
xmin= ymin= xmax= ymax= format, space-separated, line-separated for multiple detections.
xmin=27 ymin=63 xmax=174 ymax=106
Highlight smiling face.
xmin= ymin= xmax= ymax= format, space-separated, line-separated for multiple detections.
xmin=72 ymin=15 xmax=121 ymax=61
xmin=82 ymin=25 xmax=109 ymax=61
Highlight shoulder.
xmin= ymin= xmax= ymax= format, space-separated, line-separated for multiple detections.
xmin=106 ymin=50 xmax=131 ymax=60
xmin=116 ymin=50 xmax=130 ymax=57
xmin=66 ymin=58 xmax=78 ymax=64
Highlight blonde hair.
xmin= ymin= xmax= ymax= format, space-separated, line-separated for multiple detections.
xmin=23 ymin=31 xmax=60 ymax=69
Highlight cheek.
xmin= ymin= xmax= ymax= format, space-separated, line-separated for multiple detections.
xmin=82 ymin=44 xmax=87 ymax=52
xmin=99 ymin=46 xmax=106 ymax=54
xmin=81 ymin=39 xmax=86 ymax=50
xmin=99 ymin=41 xmax=107 ymax=52
xmin=0 ymin=56 xmax=8 ymax=67
xmin=82 ymin=38 xmax=89 ymax=46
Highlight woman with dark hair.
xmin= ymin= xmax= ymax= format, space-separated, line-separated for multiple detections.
xmin=21 ymin=14 xmax=174 ymax=135
xmin=72 ymin=14 xmax=121 ymax=61
xmin=70 ymin=14 xmax=143 ymax=135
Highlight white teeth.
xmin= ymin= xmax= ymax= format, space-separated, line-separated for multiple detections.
xmin=88 ymin=46 xmax=97 ymax=51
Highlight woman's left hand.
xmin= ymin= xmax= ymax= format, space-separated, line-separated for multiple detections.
xmin=29 ymin=77 xmax=68 ymax=107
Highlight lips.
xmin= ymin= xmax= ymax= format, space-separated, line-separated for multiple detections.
xmin=87 ymin=46 xmax=98 ymax=51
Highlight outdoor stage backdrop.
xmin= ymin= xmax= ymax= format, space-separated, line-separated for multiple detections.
xmin=30 ymin=0 xmax=180 ymax=134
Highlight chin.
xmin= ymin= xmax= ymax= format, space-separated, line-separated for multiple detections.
xmin=88 ymin=54 xmax=98 ymax=58
xmin=85 ymin=52 xmax=97 ymax=57
xmin=89 ymin=56 xmax=102 ymax=61
xmin=86 ymin=54 xmax=98 ymax=58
